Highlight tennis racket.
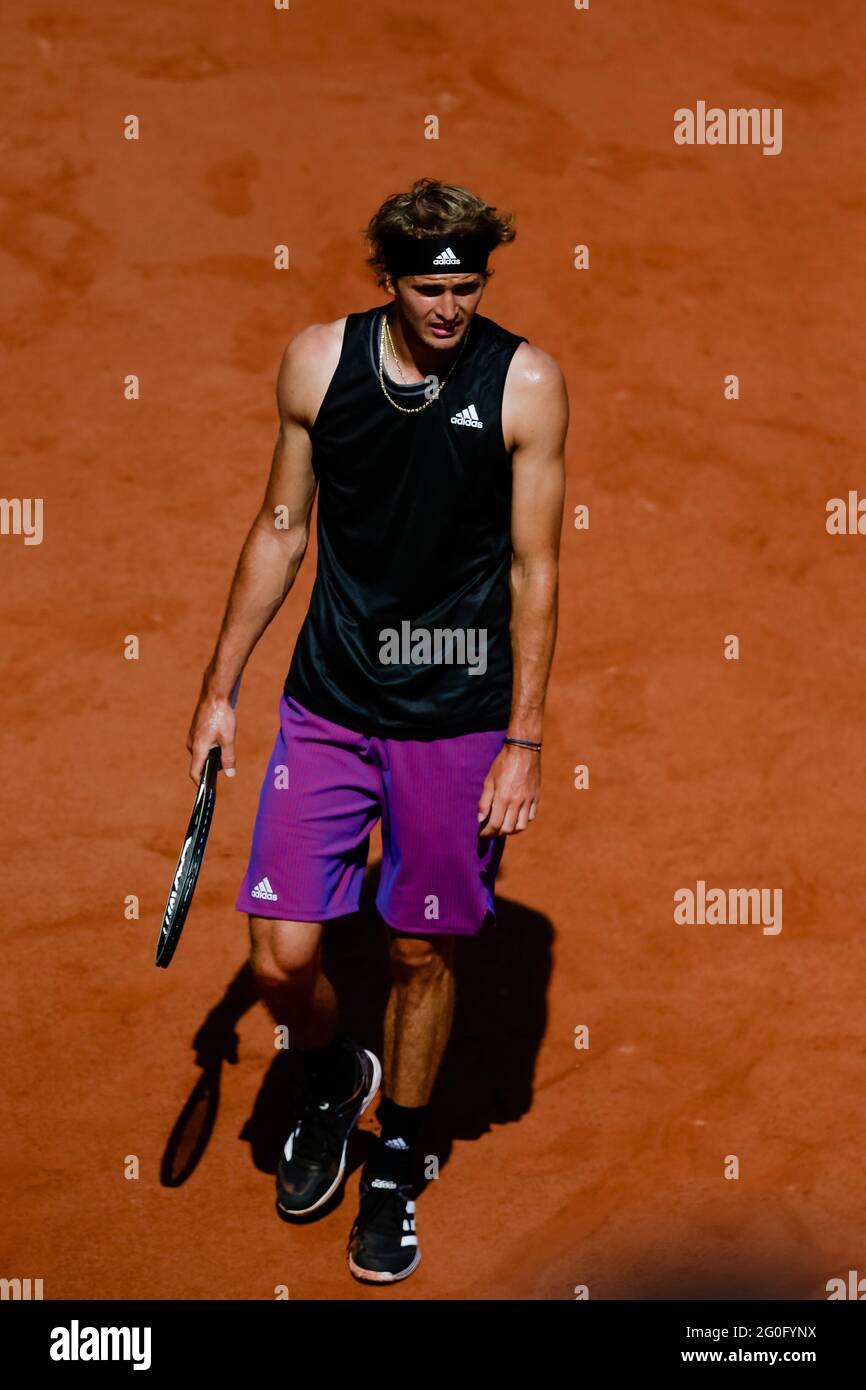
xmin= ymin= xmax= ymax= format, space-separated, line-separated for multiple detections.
xmin=155 ymin=679 xmax=240 ymax=969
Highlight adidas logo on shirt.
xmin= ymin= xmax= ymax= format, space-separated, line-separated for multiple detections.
xmin=251 ymin=876 xmax=278 ymax=901
xmin=432 ymin=246 xmax=460 ymax=265
xmin=450 ymin=403 xmax=483 ymax=428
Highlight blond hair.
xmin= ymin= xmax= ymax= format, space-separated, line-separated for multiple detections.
xmin=365 ymin=178 xmax=516 ymax=285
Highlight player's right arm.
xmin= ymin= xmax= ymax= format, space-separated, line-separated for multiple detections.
xmin=186 ymin=321 xmax=343 ymax=784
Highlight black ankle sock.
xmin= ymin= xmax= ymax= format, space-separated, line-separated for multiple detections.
xmin=368 ymin=1096 xmax=429 ymax=1178
xmin=297 ymin=1035 xmax=357 ymax=1101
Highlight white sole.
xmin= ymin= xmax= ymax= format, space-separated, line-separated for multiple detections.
xmin=348 ymin=1248 xmax=422 ymax=1284
xmin=277 ymin=1048 xmax=381 ymax=1219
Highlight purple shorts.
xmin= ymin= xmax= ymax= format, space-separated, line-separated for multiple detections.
xmin=235 ymin=695 xmax=508 ymax=936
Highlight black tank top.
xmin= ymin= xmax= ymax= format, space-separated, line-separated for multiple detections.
xmin=284 ymin=304 xmax=527 ymax=739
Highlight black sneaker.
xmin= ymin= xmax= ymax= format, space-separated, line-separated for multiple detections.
xmin=276 ymin=1043 xmax=381 ymax=1218
xmin=347 ymin=1172 xmax=420 ymax=1283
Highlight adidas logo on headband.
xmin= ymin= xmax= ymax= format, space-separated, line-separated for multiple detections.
xmin=381 ymin=234 xmax=488 ymax=277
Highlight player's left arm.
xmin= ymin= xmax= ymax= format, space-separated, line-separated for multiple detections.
xmin=478 ymin=343 xmax=568 ymax=837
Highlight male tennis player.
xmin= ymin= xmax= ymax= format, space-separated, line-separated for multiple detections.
xmin=187 ymin=178 xmax=567 ymax=1284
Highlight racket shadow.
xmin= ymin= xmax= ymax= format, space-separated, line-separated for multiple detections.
xmin=159 ymin=964 xmax=259 ymax=1188
xmin=160 ymin=859 xmax=553 ymax=1192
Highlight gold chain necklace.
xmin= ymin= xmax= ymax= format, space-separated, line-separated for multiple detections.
xmin=383 ymin=317 xmax=407 ymax=382
xmin=377 ymin=312 xmax=470 ymax=414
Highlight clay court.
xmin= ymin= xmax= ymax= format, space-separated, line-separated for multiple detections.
xmin=3 ymin=0 xmax=865 ymax=1300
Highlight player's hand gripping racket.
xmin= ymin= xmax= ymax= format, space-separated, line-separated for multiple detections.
xmin=155 ymin=678 xmax=241 ymax=969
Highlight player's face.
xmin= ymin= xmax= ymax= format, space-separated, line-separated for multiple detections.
xmin=390 ymin=274 xmax=486 ymax=349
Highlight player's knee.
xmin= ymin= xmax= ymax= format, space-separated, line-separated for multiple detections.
xmin=249 ymin=946 xmax=316 ymax=993
xmin=249 ymin=920 xmax=319 ymax=989
xmin=389 ymin=933 xmax=453 ymax=982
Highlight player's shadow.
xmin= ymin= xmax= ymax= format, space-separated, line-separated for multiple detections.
xmin=161 ymin=859 xmax=552 ymax=1198
xmin=240 ymin=859 xmax=552 ymax=1197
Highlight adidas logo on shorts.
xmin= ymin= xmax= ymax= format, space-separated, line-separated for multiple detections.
xmin=432 ymin=246 xmax=460 ymax=265
xmin=251 ymin=876 xmax=278 ymax=901
xmin=450 ymin=403 xmax=483 ymax=428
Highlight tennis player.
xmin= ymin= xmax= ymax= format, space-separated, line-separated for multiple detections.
xmin=187 ymin=177 xmax=568 ymax=1283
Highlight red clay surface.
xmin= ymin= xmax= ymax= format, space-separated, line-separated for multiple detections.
xmin=2 ymin=0 xmax=865 ymax=1300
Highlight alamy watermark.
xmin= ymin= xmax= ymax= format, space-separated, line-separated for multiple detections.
xmin=0 ymin=497 xmax=43 ymax=544
xmin=50 ymin=1321 xmax=151 ymax=1370
xmin=674 ymin=102 xmax=782 ymax=156
xmin=379 ymin=621 xmax=487 ymax=676
xmin=0 ymin=1277 xmax=43 ymax=1299
xmin=674 ymin=880 xmax=782 ymax=935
